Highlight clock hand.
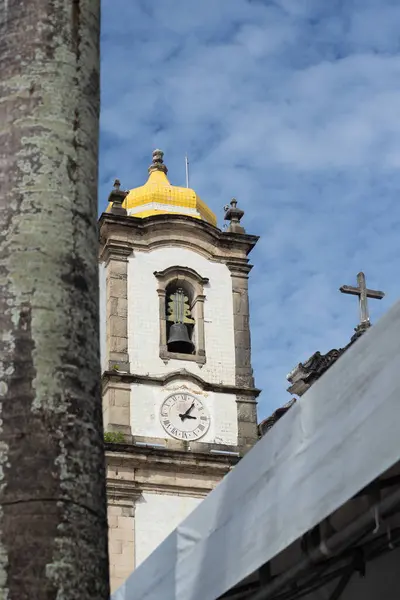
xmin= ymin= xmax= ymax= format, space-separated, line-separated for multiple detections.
xmin=185 ymin=402 xmax=195 ymax=415
xmin=179 ymin=402 xmax=195 ymax=421
xmin=178 ymin=413 xmax=197 ymax=422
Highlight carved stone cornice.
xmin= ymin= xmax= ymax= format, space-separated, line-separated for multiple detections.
xmin=154 ymin=266 xmax=209 ymax=285
xmin=107 ymin=480 xmax=142 ymax=503
xmin=107 ymin=476 xmax=210 ymax=499
xmin=98 ymin=212 xmax=259 ymax=263
xmin=226 ymin=260 xmax=254 ymax=278
xmin=105 ymin=445 xmax=239 ymax=476
xmin=102 ymin=368 xmax=261 ymax=398
xmin=99 ymin=240 xmax=133 ymax=263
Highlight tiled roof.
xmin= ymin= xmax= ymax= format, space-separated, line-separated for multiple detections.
xmin=258 ymin=398 xmax=296 ymax=437
xmin=286 ymin=323 xmax=369 ymax=398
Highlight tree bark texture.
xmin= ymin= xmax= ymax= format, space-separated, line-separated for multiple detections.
xmin=0 ymin=1 xmax=109 ymax=598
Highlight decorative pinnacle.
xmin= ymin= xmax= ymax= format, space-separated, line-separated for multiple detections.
xmin=148 ymin=149 xmax=168 ymax=174
xmin=224 ymin=198 xmax=245 ymax=233
xmin=108 ymin=177 xmax=128 ymax=216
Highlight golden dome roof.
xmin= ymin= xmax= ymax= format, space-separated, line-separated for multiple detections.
xmin=107 ymin=150 xmax=217 ymax=227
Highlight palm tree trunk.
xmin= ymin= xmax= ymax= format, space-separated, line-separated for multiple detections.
xmin=0 ymin=1 xmax=109 ymax=598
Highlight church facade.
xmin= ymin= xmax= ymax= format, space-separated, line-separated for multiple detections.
xmin=98 ymin=150 xmax=260 ymax=592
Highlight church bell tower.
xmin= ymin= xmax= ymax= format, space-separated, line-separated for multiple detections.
xmin=99 ymin=150 xmax=260 ymax=592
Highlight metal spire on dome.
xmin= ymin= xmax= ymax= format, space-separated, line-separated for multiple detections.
xmin=148 ymin=149 xmax=168 ymax=175
xmin=185 ymin=154 xmax=190 ymax=188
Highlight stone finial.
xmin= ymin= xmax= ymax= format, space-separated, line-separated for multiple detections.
xmin=286 ymin=348 xmax=345 ymax=397
xmin=148 ymin=149 xmax=168 ymax=174
xmin=108 ymin=178 xmax=128 ymax=216
xmin=224 ymin=198 xmax=245 ymax=233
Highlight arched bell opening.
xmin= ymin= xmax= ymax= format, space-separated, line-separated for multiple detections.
xmin=165 ymin=282 xmax=195 ymax=355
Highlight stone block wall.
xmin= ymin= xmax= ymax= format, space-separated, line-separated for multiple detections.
xmin=108 ymin=499 xmax=135 ymax=594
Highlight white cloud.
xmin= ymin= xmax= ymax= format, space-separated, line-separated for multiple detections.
xmin=100 ymin=0 xmax=400 ymax=418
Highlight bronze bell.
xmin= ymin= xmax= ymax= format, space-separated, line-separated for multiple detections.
xmin=167 ymin=323 xmax=194 ymax=354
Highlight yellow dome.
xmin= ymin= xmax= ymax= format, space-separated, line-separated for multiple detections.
xmin=106 ymin=150 xmax=217 ymax=227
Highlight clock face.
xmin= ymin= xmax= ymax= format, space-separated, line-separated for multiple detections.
xmin=160 ymin=392 xmax=210 ymax=441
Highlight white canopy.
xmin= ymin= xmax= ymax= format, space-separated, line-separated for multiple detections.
xmin=113 ymin=299 xmax=400 ymax=600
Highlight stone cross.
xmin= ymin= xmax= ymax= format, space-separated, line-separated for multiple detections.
xmin=340 ymin=272 xmax=385 ymax=327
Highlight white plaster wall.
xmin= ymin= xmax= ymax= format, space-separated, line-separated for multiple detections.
xmin=131 ymin=379 xmax=238 ymax=445
xmin=127 ymin=247 xmax=236 ymax=385
xmin=135 ymin=492 xmax=202 ymax=567
xmin=99 ymin=262 xmax=107 ymax=372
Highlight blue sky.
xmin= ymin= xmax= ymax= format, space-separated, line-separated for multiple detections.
xmin=99 ymin=0 xmax=400 ymax=420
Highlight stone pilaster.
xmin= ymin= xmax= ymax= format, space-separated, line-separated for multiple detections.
xmin=103 ymin=243 xmax=132 ymax=372
xmin=229 ymin=263 xmax=254 ymax=388
xmin=236 ymin=396 xmax=258 ymax=452
xmin=107 ymin=497 xmax=136 ymax=594
xmin=157 ymin=287 xmax=167 ymax=351
xmin=192 ymin=293 xmax=206 ymax=359
xmin=229 ymin=262 xmax=258 ymax=452
xmin=103 ymin=379 xmax=132 ymax=436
